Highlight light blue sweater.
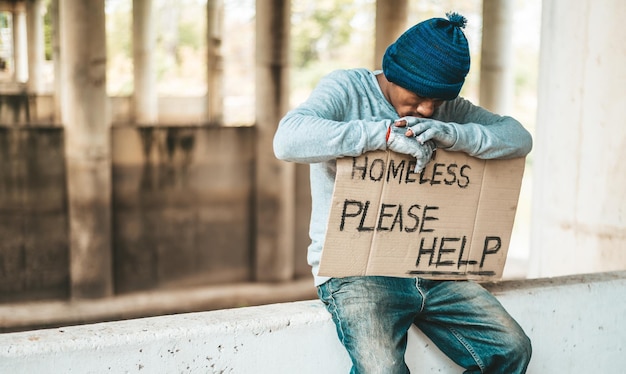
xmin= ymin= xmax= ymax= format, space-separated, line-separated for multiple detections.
xmin=273 ymin=68 xmax=532 ymax=286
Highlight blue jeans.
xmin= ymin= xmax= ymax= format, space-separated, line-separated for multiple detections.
xmin=317 ymin=276 xmax=531 ymax=374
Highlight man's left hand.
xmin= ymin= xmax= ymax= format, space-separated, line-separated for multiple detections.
xmin=394 ymin=117 xmax=458 ymax=149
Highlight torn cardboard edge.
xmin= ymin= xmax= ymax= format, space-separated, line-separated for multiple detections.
xmin=318 ymin=149 xmax=525 ymax=281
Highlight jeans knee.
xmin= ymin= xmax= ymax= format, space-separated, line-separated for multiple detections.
xmin=499 ymin=331 xmax=532 ymax=373
xmin=515 ymin=333 xmax=532 ymax=367
xmin=479 ymin=329 xmax=531 ymax=373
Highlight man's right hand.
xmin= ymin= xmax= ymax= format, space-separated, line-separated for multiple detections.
xmin=386 ymin=124 xmax=436 ymax=173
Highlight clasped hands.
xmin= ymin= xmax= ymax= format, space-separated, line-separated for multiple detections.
xmin=386 ymin=117 xmax=458 ymax=173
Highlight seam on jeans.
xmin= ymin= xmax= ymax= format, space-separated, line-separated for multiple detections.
xmin=415 ymin=278 xmax=426 ymax=313
xmin=326 ymin=281 xmax=348 ymax=347
xmin=448 ymin=326 xmax=485 ymax=372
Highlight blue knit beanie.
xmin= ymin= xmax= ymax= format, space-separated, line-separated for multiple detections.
xmin=382 ymin=12 xmax=470 ymax=100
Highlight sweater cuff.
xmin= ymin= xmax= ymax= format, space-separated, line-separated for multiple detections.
xmin=445 ymin=122 xmax=481 ymax=156
xmin=365 ymin=119 xmax=391 ymax=151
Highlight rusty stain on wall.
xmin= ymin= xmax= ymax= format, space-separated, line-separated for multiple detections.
xmin=112 ymin=126 xmax=255 ymax=294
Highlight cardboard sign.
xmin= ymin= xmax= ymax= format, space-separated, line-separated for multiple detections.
xmin=318 ymin=150 xmax=525 ymax=281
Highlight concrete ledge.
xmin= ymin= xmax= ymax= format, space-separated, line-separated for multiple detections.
xmin=1 ymin=271 xmax=625 ymax=373
xmin=0 ymin=278 xmax=317 ymax=333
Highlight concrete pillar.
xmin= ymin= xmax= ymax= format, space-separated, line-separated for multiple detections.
xmin=50 ymin=0 xmax=61 ymax=122
xmin=255 ymin=0 xmax=294 ymax=282
xmin=374 ymin=0 xmax=408 ymax=70
xmin=133 ymin=0 xmax=158 ymax=125
xmin=206 ymin=0 xmax=224 ymax=124
xmin=529 ymin=0 xmax=626 ymax=277
xmin=25 ymin=0 xmax=45 ymax=93
xmin=59 ymin=0 xmax=113 ymax=298
xmin=479 ymin=0 xmax=514 ymax=113
xmin=12 ymin=9 xmax=28 ymax=83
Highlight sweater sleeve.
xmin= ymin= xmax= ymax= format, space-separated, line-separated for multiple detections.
xmin=273 ymin=70 xmax=390 ymax=164
xmin=438 ymin=97 xmax=533 ymax=159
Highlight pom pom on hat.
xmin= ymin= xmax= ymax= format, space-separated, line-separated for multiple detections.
xmin=382 ymin=12 xmax=471 ymax=100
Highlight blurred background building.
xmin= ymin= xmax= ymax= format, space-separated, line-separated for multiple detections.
xmin=0 ymin=0 xmax=624 ymax=331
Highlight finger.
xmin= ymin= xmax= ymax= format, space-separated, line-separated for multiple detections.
xmin=394 ymin=119 xmax=408 ymax=127
xmin=414 ymin=158 xmax=428 ymax=173
xmin=415 ymin=128 xmax=438 ymax=144
xmin=407 ymin=121 xmax=432 ymax=135
xmin=405 ymin=124 xmax=427 ymax=138
xmin=413 ymin=144 xmax=434 ymax=172
xmin=425 ymin=140 xmax=437 ymax=152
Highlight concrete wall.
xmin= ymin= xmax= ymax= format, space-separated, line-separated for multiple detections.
xmin=0 ymin=93 xmax=313 ymax=302
xmin=1 ymin=271 xmax=624 ymax=373
xmin=0 ymin=123 xmax=248 ymax=300
xmin=111 ymin=125 xmax=256 ymax=292
xmin=0 ymin=113 xmax=313 ymax=302
xmin=0 ymin=95 xmax=211 ymax=126
xmin=530 ymin=0 xmax=626 ymax=277
xmin=0 ymin=94 xmax=55 ymax=124
xmin=0 ymin=126 xmax=69 ymax=302
xmin=110 ymin=96 xmax=207 ymax=126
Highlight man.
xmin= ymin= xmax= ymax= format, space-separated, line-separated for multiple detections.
xmin=274 ymin=12 xmax=532 ymax=373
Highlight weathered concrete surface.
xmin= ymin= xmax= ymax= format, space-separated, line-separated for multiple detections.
xmin=254 ymin=0 xmax=295 ymax=282
xmin=0 ymin=127 xmax=69 ymax=302
xmin=132 ymin=0 xmax=158 ymax=125
xmin=112 ymin=125 xmax=256 ymax=292
xmin=0 ymin=125 xmax=262 ymax=300
xmin=0 ymin=278 xmax=316 ymax=333
xmin=1 ymin=272 xmax=624 ymax=373
xmin=530 ymin=0 xmax=626 ymax=277
xmin=0 ymin=93 xmax=30 ymax=123
xmin=479 ymin=0 xmax=514 ymax=114
xmin=206 ymin=0 xmax=224 ymax=124
xmin=60 ymin=0 xmax=112 ymax=299
xmin=374 ymin=0 xmax=408 ymax=69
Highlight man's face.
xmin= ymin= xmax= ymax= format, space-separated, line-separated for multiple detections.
xmin=388 ymin=82 xmax=444 ymax=118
